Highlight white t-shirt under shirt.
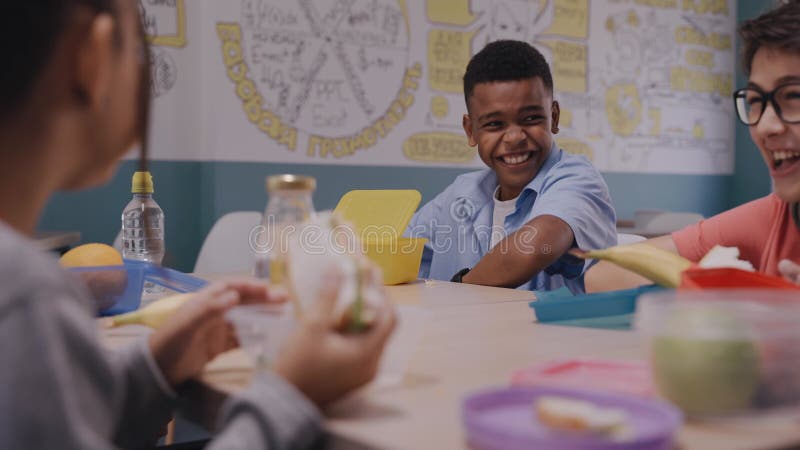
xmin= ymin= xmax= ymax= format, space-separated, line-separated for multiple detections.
xmin=491 ymin=186 xmax=518 ymax=248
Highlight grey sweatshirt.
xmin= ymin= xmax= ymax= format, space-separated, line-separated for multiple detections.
xmin=0 ymin=223 xmax=322 ymax=449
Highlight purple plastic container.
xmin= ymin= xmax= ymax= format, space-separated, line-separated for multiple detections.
xmin=462 ymin=386 xmax=682 ymax=450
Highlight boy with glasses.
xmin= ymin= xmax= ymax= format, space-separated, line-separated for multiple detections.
xmin=586 ymin=0 xmax=800 ymax=291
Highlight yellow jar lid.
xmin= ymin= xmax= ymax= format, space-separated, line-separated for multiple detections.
xmin=131 ymin=171 xmax=154 ymax=194
xmin=266 ymin=174 xmax=316 ymax=192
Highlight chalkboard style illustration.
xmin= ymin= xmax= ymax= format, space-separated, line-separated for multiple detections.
xmin=217 ymin=0 xmax=424 ymax=160
xmin=140 ymin=0 xmax=188 ymax=48
xmin=140 ymin=0 xmax=187 ymax=99
xmin=198 ymin=0 xmax=736 ymax=171
xmin=588 ymin=3 xmax=734 ymax=172
xmin=419 ymin=0 xmax=735 ymax=173
xmin=150 ymin=47 xmax=178 ymax=97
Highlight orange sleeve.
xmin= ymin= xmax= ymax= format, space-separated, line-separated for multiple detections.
xmin=671 ymin=195 xmax=778 ymax=265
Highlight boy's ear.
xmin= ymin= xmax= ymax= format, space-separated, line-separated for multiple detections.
xmin=551 ymin=100 xmax=560 ymax=134
xmin=463 ymin=114 xmax=477 ymax=146
xmin=74 ymin=13 xmax=115 ymax=109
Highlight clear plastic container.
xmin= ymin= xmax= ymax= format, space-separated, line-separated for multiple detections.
xmin=226 ymin=303 xmax=294 ymax=369
xmin=375 ymin=305 xmax=430 ymax=387
xmin=634 ymin=290 xmax=800 ymax=417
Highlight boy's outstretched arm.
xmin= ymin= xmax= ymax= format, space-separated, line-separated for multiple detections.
xmin=584 ymin=235 xmax=677 ymax=293
xmin=462 ymin=214 xmax=574 ymax=288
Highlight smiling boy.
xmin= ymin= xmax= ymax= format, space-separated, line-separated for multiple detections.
xmin=586 ymin=1 xmax=800 ymax=291
xmin=407 ymin=40 xmax=616 ymax=293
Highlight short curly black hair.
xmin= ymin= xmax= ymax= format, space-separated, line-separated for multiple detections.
xmin=463 ymin=40 xmax=553 ymax=109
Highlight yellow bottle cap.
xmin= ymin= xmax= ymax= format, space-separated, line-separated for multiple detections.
xmin=132 ymin=171 xmax=154 ymax=194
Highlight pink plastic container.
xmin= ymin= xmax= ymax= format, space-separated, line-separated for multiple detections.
xmin=511 ymin=359 xmax=655 ymax=398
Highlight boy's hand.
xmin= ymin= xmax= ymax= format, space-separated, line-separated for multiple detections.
xmin=148 ymin=279 xmax=284 ymax=387
xmin=275 ymin=272 xmax=396 ymax=408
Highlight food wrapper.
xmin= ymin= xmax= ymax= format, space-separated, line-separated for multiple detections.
xmin=286 ymin=212 xmax=384 ymax=332
xmin=699 ymin=245 xmax=755 ymax=272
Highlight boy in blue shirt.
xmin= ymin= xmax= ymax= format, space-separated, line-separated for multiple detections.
xmin=407 ymin=40 xmax=616 ymax=293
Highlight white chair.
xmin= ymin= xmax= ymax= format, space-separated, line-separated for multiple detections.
xmin=639 ymin=212 xmax=704 ymax=235
xmin=112 ymin=230 xmax=123 ymax=253
xmin=194 ymin=211 xmax=262 ymax=274
xmin=617 ymin=233 xmax=646 ymax=245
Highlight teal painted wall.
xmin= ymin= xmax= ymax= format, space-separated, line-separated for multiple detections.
xmin=728 ymin=0 xmax=774 ymax=208
xmin=38 ymin=161 xmax=734 ymax=272
xmin=39 ymin=161 xmax=472 ymax=271
xmin=39 ymin=161 xmax=205 ymax=271
xmin=38 ymin=1 xmax=772 ymax=272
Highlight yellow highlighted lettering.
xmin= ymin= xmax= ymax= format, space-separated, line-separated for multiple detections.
xmin=675 ymin=26 xmax=731 ymax=50
xmin=685 ymin=49 xmax=715 ymax=69
xmin=605 ymin=83 xmax=642 ymax=137
xmin=556 ymin=137 xmax=594 ymax=160
xmin=544 ymin=0 xmax=589 ymax=39
xmin=540 ymin=40 xmax=587 ymax=93
xmin=670 ymin=66 xmax=732 ymax=97
xmin=428 ymin=30 xmax=473 ymax=93
xmin=426 ymin=0 xmax=477 ymax=26
xmin=634 ymin=0 xmax=677 ymax=8
xmin=403 ymin=132 xmax=476 ymax=163
xmin=218 ymin=23 xmax=298 ymax=152
xmin=682 ymin=0 xmax=728 ymax=15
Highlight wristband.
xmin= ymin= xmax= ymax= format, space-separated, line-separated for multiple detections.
xmin=451 ymin=267 xmax=471 ymax=283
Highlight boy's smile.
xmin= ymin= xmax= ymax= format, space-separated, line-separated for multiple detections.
xmin=748 ymin=47 xmax=800 ymax=202
xmin=463 ymin=78 xmax=559 ymax=201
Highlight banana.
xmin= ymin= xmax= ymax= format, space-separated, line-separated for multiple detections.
xmin=577 ymin=243 xmax=693 ymax=288
xmin=107 ymin=293 xmax=193 ymax=329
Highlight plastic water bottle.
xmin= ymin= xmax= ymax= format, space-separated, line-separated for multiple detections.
xmin=122 ymin=171 xmax=165 ymax=266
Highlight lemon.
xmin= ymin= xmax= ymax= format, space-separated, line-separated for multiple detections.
xmin=60 ymin=243 xmax=123 ymax=267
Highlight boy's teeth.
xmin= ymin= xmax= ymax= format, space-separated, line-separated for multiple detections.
xmin=502 ymin=152 xmax=531 ymax=164
xmin=775 ymin=151 xmax=800 ymax=161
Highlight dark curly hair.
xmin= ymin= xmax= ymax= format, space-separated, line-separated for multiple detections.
xmin=739 ymin=0 xmax=800 ymax=75
xmin=463 ymin=40 xmax=553 ymax=110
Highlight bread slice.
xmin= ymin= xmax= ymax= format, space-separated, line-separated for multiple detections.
xmin=535 ymin=396 xmax=631 ymax=439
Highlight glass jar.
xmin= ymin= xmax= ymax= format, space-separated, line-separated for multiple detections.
xmin=254 ymin=174 xmax=316 ymax=285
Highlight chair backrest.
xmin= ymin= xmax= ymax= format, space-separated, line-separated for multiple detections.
xmin=194 ymin=211 xmax=262 ymax=274
xmin=112 ymin=230 xmax=123 ymax=253
xmin=638 ymin=212 xmax=704 ymax=235
xmin=617 ymin=233 xmax=646 ymax=245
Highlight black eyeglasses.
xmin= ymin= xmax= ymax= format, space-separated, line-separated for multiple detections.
xmin=733 ymin=82 xmax=800 ymax=125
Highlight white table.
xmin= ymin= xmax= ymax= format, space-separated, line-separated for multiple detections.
xmin=104 ymin=280 xmax=800 ymax=449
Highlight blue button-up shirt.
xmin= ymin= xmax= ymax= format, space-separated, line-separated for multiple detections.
xmin=406 ymin=144 xmax=617 ymax=294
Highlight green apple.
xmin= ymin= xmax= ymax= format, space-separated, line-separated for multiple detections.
xmin=651 ymin=308 xmax=760 ymax=416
